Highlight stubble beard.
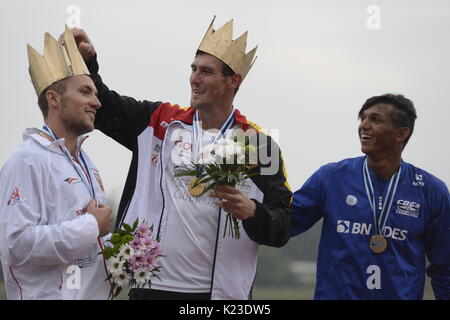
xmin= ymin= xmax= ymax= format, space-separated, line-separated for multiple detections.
xmin=60 ymin=105 xmax=93 ymax=137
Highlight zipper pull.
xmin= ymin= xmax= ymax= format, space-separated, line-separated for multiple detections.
xmin=378 ymin=196 xmax=383 ymax=211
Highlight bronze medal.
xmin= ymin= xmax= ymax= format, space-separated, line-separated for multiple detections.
xmin=369 ymin=234 xmax=387 ymax=254
xmin=187 ymin=177 xmax=206 ymax=197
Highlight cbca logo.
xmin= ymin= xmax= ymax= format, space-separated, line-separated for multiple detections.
xmin=337 ymin=220 xmax=350 ymax=233
xmin=396 ymin=200 xmax=420 ymax=218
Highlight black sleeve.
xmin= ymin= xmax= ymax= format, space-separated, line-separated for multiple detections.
xmin=86 ymin=56 xmax=161 ymax=150
xmin=242 ymin=132 xmax=293 ymax=247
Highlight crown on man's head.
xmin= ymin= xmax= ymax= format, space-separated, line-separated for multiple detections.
xmin=198 ymin=17 xmax=257 ymax=80
xmin=27 ymin=25 xmax=90 ymax=96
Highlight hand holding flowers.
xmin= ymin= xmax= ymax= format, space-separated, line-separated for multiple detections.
xmin=174 ymin=130 xmax=259 ymax=239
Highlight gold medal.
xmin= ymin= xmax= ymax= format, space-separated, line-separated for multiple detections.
xmin=187 ymin=177 xmax=206 ymax=197
xmin=369 ymin=234 xmax=387 ymax=254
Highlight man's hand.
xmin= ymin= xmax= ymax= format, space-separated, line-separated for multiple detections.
xmin=86 ymin=199 xmax=112 ymax=237
xmin=210 ymin=185 xmax=256 ymax=220
xmin=59 ymin=28 xmax=96 ymax=62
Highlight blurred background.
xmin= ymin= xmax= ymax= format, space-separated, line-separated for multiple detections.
xmin=0 ymin=0 xmax=448 ymax=299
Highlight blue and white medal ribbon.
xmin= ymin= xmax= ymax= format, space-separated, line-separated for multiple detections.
xmin=42 ymin=125 xmax=96 ymax=200
xmin=363 ymin=157 xmax=401 ymax=253
xmin=192 ymin=109 xmax=235 ymax=165
xmin=187 ymin=109 xmax=235 ymax=197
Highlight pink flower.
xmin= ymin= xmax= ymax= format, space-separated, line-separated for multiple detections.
xmin=150 ymin=245 xmax=161 ymax=257
xmin=145 ymin=255 xmax=156 ymax=268
xmin=143 ymin=236 xmax=154 ymax=247
xmin=132 ymin=237 xmax=141 ymax=250
xmin=130 ymin=253 xmax=145 ymax=270
xmin=137 ymin=224 xmax=150 ymax=235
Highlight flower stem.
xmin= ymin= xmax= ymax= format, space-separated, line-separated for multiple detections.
xmin=223 ymin=212 xmax=228 ymax=238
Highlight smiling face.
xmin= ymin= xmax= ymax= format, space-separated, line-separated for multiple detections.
xmin=358 ymin=103 xmax=409 ymax=157
xmin=189 ymin=53 xmax=236 ymax=110
xmin=57 ymin=75 xmax=101 ymax=136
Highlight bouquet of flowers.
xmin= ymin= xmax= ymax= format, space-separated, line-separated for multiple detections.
xmin=102 ymin=219 xmax=162 ymax=298
xmin=174 ymin=131 xmax=259 ymax=239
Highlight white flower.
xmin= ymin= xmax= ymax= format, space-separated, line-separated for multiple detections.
xmin=236 ymin=151 xmax=246 ymax=164
xmin=134 ymin=267 xmax=152 ymax=286
xmin=113 ymin=272 xmax=131 ymax=287
xmin=215 ymin=139 xmax=245 ymax=164
xmin=107 ymin=257 xmax=125 ymax=277
xmin=118 ymin=244 xmax=135 ymax=261
xmin=199 ymin=152 xmax=216 ymax=165
xmin=197 ymin=143 xmax=216 ymax=165
xmin=200 ymin=143 xmax=216 ymax=156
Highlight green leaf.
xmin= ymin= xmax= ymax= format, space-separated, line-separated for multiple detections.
xmin=102 ymin=247 xmax=115 ymax=259
xmin=110 ymin=233 xmax=121 ymax=245
xmin=122 ymin=234 xmax=134 ymax=244
xmin=122 ymin=223 xmax=133 ymax=232
xmin=196 ymin=176 xmax=214 ymax=185
xmin=114 ymin=286 xmax=122 ymax=298
xmin=118 ymin=229 xmax=129 ymax=237
xmin=132 ymin=218 xmax=139 ymax=230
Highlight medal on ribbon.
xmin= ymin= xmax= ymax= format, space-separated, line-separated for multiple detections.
xmin=187 ymin=177 xmax=206 ymax=197
xmin=42 ymin=125 xmax=96 ymax=200
xmin=187 ymin=109 xmax=235 ymax=197
xmin=363 ymin=158 xmax=402 ymax=254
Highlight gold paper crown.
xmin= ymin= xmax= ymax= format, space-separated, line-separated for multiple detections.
xmin=198 ymin=17 xmax=257 ymax=80
xmin=27 ymin=25 xmax=90 ymax=96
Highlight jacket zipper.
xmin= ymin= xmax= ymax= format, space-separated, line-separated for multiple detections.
xmin=156 ymin=121 xmax=222 ymax=297
xmin=156 ymin=130 xmax=167 ymax=240
xmin=117 ymin=198 xmax=131 ymax=229
xmin=209 ymin=207 xmax=222 ymax=297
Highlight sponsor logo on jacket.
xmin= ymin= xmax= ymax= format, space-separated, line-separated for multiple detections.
xmin=337 ymin=220 xmax=408 ymax=241
xmin=412 ymin=174 xmax=425 ymax=187
xmin=91 ymin=169 xmax=105 ymax=192
xmin=151 ymin=144 xmax=161 ymax=166
xmin=64 ymin=177 xmax=79 ymax=185
xmin=76 ymin=256 xmax=94 ymax=268
xmin=345 ymin=195 xmax=358 ymax=206
xmin=7 ymin=187 xmax=23 ymax=206
xmin=395 ymin=200 xmax=420 ymax=218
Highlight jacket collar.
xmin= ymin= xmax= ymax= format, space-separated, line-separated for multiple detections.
xmin=173 ymin=107 xmax=250 ymax=130
xmin=23 ymin=127 xmax=89 ymax=155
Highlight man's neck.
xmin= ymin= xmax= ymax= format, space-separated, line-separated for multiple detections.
xmin=44 ymin=121 xmax=78 ymax=157
xmin=197 ymin=105 xmax=234 ymax=131
xmin=367 ymin=154 xmax=402 ymax=181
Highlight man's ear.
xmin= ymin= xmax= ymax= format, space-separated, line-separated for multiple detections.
xmin=230 ymin=73 xmax=243 ymax=91
xmin=396 ymin=127 xmax=411 ymax=144
xmin=45 ymin=90 xmax=61 ymax=110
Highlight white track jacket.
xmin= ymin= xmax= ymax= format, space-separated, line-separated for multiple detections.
xmin=0 ymin=128 xmax=111 ymax=300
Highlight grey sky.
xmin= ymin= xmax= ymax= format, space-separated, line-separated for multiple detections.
xmin=1 ymin=0 xmax=449 ymax=209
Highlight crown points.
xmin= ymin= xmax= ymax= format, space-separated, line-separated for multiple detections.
xmin=232 ymin=31 xmax=248 ymax=54
xmin=27 ymin=26 xmax=90 ymax=96
xmin=44 ymin=33 xmax=69 ymax=81
xmin=198 ymin=18 xmax=257 ymax=80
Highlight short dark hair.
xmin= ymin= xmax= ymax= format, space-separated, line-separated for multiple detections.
xmin=195 ymin=50 xmax=239 ymax=95
xmin=358 ymin=93 xmax=417 ymax=146
xmin=37 ymin=79 xmax=67 ymax=118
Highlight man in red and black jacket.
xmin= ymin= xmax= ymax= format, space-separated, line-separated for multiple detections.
xmin=68 ymin=20 xmax=292 ymax=300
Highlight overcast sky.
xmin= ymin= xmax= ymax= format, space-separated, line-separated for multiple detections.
xmin=1 ymin=0 xmax=449 ymax=210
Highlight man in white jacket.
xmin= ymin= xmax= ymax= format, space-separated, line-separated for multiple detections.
xmin=0 ymin=27 xmax=113 ymax=300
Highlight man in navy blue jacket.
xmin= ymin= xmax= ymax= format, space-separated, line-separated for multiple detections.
xmin=292 ymin=94 xmax=450 ymax=299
